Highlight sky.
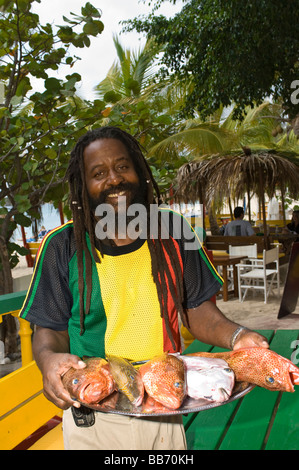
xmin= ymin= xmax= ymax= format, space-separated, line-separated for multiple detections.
xmin=32 ymin=0 xmax=182 ymax=101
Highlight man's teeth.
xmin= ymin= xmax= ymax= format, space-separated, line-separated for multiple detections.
xmin=107 ymin=191 xmax=126 ymax=197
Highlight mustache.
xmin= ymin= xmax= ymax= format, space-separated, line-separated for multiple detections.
xmin=102 ymin=182 xmax=138 ymax=199
xmin=89 ymin=182 xmax=141 ymax=209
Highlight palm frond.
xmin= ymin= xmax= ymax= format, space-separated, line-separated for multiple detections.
xmin=147 ymin=124 xmax=237 ymax=161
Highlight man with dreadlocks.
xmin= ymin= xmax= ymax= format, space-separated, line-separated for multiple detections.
xmin=20 ymin=126 xmax=269 ymax=450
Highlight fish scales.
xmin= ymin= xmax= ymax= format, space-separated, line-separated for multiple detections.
xmin=139 ymin=353 xmax=186 ymax=409
xmin=107 ymin=355 xmax=144 ymax=406
xmin=187 ymin=347 xmax=299 ymax=392
xmin=62 ymin=357 xmax=116 ymax=405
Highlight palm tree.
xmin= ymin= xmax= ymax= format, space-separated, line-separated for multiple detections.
xmin=176 ymin=147 xmax=299 ymax=247
xmin=94 ymin=35 xmax=162 ymax=100
xmin=172 ymin=102 xmax=299 ymax=238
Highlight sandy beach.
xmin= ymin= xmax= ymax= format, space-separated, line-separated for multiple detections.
xmin=217 ymin=296 xmax=299 ymax=331
xmin=216 ymin=261 xmax=299 ymax=331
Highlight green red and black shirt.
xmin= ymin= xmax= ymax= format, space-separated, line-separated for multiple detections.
xmin=19 ymin=209 xmax=222 ymax=361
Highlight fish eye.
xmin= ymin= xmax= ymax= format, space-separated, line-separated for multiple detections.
xmin=72 ymin=378 xmax=79 ymax=385
xmin=174 ymin=381 xmax=182 ymax=388
xmin=224 ymin=368 xmax=232 ymax=373
xmin=266 ymin=376 xmax=275 ymax=384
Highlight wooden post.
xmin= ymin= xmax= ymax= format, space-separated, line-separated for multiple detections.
xmin=18 ymin=317 xmax=33 ymax=366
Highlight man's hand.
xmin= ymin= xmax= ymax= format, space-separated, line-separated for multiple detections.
xmin=41 ymin=352 xmax=86 ymax=410
xmin=185 ymin=301 xmax=270 ymax=351
xmin=233 ymin=330 xmax=269 ymax=350
xmin=33 ymin=327 xmax=86 ymax=410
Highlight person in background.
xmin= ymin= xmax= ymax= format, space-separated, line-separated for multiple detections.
xmin=224 ymin=206 xmax=255 ymax=236
xmin=38 ymin=226 xmax=47 ymax=238
xmin=283 ymin=209 xmax=299 ymax=241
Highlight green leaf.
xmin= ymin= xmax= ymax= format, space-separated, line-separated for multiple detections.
xmin=83 ymin=19 xmax=104 ymax=36
xmin=81 ymin=2 xmax=102 ymax=18
xmin=45 ymin=77 xmax=61 ymax=93
xmin=15 ymin=76 xmax=32 ymax=97
xmin=0 ymin=107 xmax=8 ymax=118
xmin=14 ymin=194 xmax=31 ymax=212
xmin=45 ymin=148 xmax=57 ymax=159
xmin=104 ymin=90 xmax=122 ymax=103
xmin=155 ymin=114 xmax=173 ymax=125
xmin=10 ymin=95 xmax=22 ymax=106
xmin=65 ymin=73 xmax=81 ymax=89
xmin=14 ymin=213 xmax=32 ymax=227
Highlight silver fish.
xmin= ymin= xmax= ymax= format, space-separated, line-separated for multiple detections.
xmin=179 ymin=355 xmax=235 ymax=402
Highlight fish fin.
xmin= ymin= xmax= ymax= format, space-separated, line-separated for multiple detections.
xmin=291 ymin=371 xmax=299 ymax=385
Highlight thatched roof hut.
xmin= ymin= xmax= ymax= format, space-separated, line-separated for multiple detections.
xmin=175 ymin=148 xmax=299 ymax=246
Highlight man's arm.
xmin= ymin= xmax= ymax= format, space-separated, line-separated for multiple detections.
xmin=184 ymin=300 xmax=269 ymax=350
xmin=33 ymin=326 xmax=86 ymax=409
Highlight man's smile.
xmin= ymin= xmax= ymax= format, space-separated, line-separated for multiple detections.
xmin=106 ymin=190 xmax=126 ymax=198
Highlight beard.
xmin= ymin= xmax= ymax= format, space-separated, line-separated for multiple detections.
xmin=89 ymin=181 xmax=148 ymax=240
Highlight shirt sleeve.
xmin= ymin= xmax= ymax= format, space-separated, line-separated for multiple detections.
xmin=19 ymin=226 xmax=74 ymax=331
xmin=246 ymin=222 xmax=255 ymax=235
xmin=166 ymin=210 xmax=223 ymax=309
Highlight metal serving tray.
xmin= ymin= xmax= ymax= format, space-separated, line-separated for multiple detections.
xmin=80 ymin=381 xmax=255 ymax=417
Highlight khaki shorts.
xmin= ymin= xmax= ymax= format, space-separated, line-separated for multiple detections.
xmin=63 ymin=407 xmax=187 ymax=451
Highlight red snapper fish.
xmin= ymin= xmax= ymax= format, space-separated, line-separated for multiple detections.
xmin=142 ymin=394 xmax=174 ymax=414
xmin=139 ymin=353 xmax=186 ymax=409
xmin=62 ymin=357 xmax=116 ymax=404
xmin=187 ymin=347 xmax=299 ymax=392
xmin=179 ymin=355 xmax=235 ymax=402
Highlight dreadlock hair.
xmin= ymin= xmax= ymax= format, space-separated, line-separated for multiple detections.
xmin=66 ymin=126 xmax=185 ymax=348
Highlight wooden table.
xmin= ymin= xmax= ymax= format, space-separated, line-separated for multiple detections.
xmin=212 ymin=254 xmax=248 ymax=301
xmin=183 ymin=329 xmax=299 ymax=450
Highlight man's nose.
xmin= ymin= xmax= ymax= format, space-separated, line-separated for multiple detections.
xmin=107 ymin=169 xmax=124 ymax=186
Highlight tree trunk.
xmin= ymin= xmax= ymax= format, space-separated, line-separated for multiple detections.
xmin=258 ymin=167 xmax=269 ymax=249
xmin=0 ymin=236 xmax=18 ymax=357
xmin=208 ymin=207 xmax=220 ymax=235
xmin=0 ymin=236 xmax=13 ymax=294
xmin=246 ymin=184 xmax=251 ymax=222
xmin=228 ymin=196 xmax=233 ymax=220
xmin=280 ymin=187 xmax=287 ymax=226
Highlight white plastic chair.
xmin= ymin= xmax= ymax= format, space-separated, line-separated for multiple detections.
xmin=227 ymin=244 xmax=258 ymax=287
xmin=229 ymin=244 xmax=258 ymax=259
xmin=237 ymin=245 xmax=280 ymax=303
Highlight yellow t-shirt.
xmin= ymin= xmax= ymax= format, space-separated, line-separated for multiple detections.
xmin=96 ymin=241 xmax=164 ymax=361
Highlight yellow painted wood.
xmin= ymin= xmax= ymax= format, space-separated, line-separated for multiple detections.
xmin=28 ymin=423 xmax=64 ymax=450
xmin=0 ymin=361 xmax=42 ymax=416
xmin=0 ymin=294 xmax=63 ymax=450
xmin=0 ymin=392 xmax=61 ymax=450
xmin=27 ymin=242 xmax=40 ymax=254
xmin=18 ymin=317 xmax=33 ymax=365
